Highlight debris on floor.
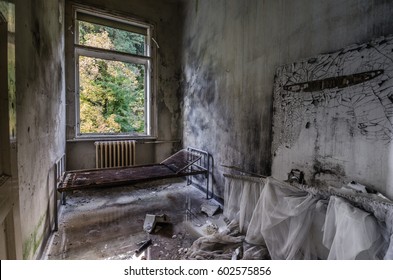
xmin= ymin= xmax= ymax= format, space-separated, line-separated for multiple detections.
xmin=183 ymin=217 xmax=270 ymax=260
xmin=42 ymin=182 xmax=211 ymax=260
xmin=200 ymin=202 xmax=221 ymax=217
xmin=135 ymin=239 xmax=152 ymax=255
xmin=43 ymin=180 xmax=271 ymax=261
xmin=231 ymin=246 xmax=243 ymax=260
xmin=183 ymin=213 xmax=270 ymax=260
xmin=143 ymin=214 xmax=170 ymax=233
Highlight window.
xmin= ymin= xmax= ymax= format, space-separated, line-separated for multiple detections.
xmin=73 ymin=9 xmax=154 ymax=138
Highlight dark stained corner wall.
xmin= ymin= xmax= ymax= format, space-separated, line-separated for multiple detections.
xmin=16 ymin=0 xmax=65 ymax=259
xmin=180 ymin=0 xmax=393 ymax=199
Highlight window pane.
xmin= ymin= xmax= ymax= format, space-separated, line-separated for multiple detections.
xmin=78 ymin=20 xmax=146 ymax=56
xmin=79 ymin=56 xmax=145 ymax=134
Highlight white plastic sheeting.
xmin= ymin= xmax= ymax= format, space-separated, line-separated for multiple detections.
xmin=187 ymin=174 xmax=393 ymax=260
xmin=322 ymin=196 xmax=386 ymax=259
xmin=223 ymin=175 xmax=265 ymax=233
xmin=245 ymin=178 xmax=325 ymax=259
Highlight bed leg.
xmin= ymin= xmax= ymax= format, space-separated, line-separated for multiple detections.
xmin=53 ymin=184 xmax=59 ymax=231
xmin=205 ymin=173 xmax=210 ymax=199
xmin=61 ymin=192 xmax=66 ymax=205
xmin=54 ymin=189 xmax=58 ymax=232
xmin=206 ymin=156 xmax=212 ymax=199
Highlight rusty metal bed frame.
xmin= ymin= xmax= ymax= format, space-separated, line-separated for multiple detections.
xmin=55 ymin=147 xmax=212 ymax=230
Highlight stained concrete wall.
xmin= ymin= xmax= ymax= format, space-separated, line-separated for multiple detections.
xmin=15 ymin=0 xmax=65 ymax=259
xmin=65 ymin=0 xmax=184 ymax=170
xmin=180 ymin=0 xmax=393 ymax=199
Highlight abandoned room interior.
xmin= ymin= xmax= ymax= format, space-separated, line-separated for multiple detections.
xmin=1 ymin=0 xmax=393 ymax=260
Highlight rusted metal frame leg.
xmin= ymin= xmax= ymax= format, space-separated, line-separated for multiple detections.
xmin=205 ymin=171 xmax=209 ymax=199
xmin=55 ymin=191 xmax=66 ymax=231
xmin=187 ymin=147 xmax=192 ymax=186
xmin=206 ymin=155 xmax=212 ymax=199
xmin=187 ymin=164 xmax=192 ymax=186
xmin=54 ymin=188 xmax=58 ymax=232
xmin=61 ymin=192 xmax=66 ymax=205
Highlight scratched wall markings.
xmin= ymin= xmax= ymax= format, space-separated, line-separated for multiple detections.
xmin=272 ymin=35 xmax=393 ymax=153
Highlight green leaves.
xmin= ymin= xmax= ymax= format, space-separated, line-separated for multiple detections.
xmin=78 ymin=23 xmax=146 ymax=134
xmin=79 ymin=20 xmax=145 ymax=56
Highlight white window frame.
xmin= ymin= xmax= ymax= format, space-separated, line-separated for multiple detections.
xmin=0 ymin=12 xmax=7 ymax=177
xmin=73 ymin=7 xmax=156 ymax=139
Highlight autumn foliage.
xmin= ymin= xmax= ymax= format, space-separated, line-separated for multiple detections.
xmin=78 ymin=21 xmax=146 ymax=134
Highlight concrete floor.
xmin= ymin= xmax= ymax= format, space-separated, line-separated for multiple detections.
xmin=42 ymin=180 xmax=220 ymax=260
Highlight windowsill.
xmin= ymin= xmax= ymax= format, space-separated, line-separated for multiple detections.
xmin=67 ymin=135 xmax=157 ymax=143
xmin=66 ymin=136 xmax=180 ymax=145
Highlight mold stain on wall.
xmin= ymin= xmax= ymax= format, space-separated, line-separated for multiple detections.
xmin=16 ymin=0 xmax=66 ymax=259
xmin=22 ymin=213 xmax=46 ymax=260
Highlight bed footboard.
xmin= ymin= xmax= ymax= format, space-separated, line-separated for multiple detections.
xmin=186 ymin=147 xmax=213 ymax=199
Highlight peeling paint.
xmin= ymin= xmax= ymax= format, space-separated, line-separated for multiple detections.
xmin=272 ymin=34 xmax=393 ymax=197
